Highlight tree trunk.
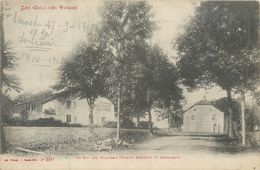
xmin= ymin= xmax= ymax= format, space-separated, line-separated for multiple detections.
xmin=250 ymin=91 xmax=255 ymax=131
xmin=89 ymin=104 xmax=94 ymax=125
xmin=227 ymin=89 xmax=233 ymax=138
xmin=0 ymin=125 xmax=6 ymax=153
xmin=116 ymin=86 xmax=121 ymax=140
xmin=148 ymin=107 xmax=153 ymax=134
xmin=137 ymin=115 xmax=140 ymax=127
xmin=168 ymin=115 xmax=171 ymax=129
xmin=0 ymin=0 xmax=7 ymax=154
xmin=241 ymin=91 xmax=246 ymax=146
xmin=168 ymin=109 xmax=171 ymax=128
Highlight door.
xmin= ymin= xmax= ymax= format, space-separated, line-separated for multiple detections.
xmin=213 ymin=124 xmax=217 ymax=133
xmin=218 ymin=124 xmax=220 ymax=134
xmin=66 ymin=114 xmax=71 ymax=123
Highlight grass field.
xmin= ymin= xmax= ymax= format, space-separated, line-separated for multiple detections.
xmin=4 ymin=126 xmax=116 ymax=155
xmin=4 ymin=126 xmax=151 ymax=155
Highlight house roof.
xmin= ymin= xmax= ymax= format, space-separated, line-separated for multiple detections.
xmin=194 ymin=99 xmax=211 ymax=105
xmin=41 ymin=92 xmax=67 ymax=104
xmin=14 ymin=91 xmax=109 ymax=106
xmin=184 ymin=99 xmax=212 ymax=113
xmin=14 ymin=91 xmax=67 ymax=106
xmin=15 ymin=94 xmax=57 ymax=106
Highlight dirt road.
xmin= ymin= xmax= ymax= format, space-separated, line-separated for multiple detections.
xmin=132 ymin=135 xmax=231 ymax=154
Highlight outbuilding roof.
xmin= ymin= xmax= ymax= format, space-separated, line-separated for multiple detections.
xmin=194 ymin=99 xmax=211 ymax=105
xmin=184 ymin=99 xmax=212 ymax=113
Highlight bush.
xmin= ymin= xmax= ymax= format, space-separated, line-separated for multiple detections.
xmin=246 ymin=132 xmax=258 ymax=147
xmin=121 ymin=119 xmax=136 ymax=129
xmin=26 ymin=118 xmax=68 ymax=126
xmin=120 ymin=129 xmax=151 ymax=143
xmin=235 ymin=130 xmax=259 ymax=148
xmin=138 ymin=121 xmax=151 ymax=129
xmin=4 ymin=117 xmax=25 ymax=126
xmin=5 ymin=118 xmax=83 ymax=127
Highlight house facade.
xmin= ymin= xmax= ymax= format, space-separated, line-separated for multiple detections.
xmin=13 ymin=93 xmax=115 ymax=126
xmin=183 ymin=100 xmax=228 ymax=134
xmin=42 ymin=96 xmax=115 ymax=125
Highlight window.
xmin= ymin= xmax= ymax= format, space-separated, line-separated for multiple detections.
xmin=66 ymin=115 xmax=71 ymax=122
xmin=66 ymin=101 xmax=71 ymax=109
xmin=193 ymin=108 xmax=196 ymax=111
xmin=212 ymin=114 xmax=216 ymax=120
xmin=102 ymin=117 xmax=106 ymax=123
xmin=191 ymin=115 xmax=195 ymax=120
xmin=44 ymin=108 xmax=56 ymax=115
xmin=31 ymin=104 xmax=36 ymax=111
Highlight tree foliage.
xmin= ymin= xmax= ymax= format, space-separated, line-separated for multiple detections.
xmin=98 ymin=1 xmax=155 ymax=116
xmin=176 ymin=1 xmax=259 ymax=91
xmin=2 ymin=42 xmax=20 ymax=93
xmin=132 ymin=45 xmax=183 ymax=132
xmin=54 ymin=41 xmax=110 ymax=124
xmin=213 ymin=97 xmax=241 ymax=122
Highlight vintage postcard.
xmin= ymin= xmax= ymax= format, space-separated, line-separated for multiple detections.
xmin=0 ymin=0 xmax=260 ymax=170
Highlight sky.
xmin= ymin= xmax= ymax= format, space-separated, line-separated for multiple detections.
xmin=3 ymin=0 xmax=227 ymax=108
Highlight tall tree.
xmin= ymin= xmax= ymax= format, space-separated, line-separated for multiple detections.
xmin=0 ymin=0 xmax=21 ymax=153
xmin=176 ymin=1 xmax=259 ymax=138
xmin=54 ymin=42 xmax=109 ymax=125
xmin=98 ymin=1 xmax=155 ymax=139
xmin=232 ymin=48 xmax=260 ymax=145
xmin=0 ymin=0 xmax=6 ymax=153
xmin=135 ymin=45 xmax=183 ymax=134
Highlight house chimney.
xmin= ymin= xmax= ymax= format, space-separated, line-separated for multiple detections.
xmin=203 ymin=89 xmax=208 ymax=103
xmin=203 ymin=95 xmax=207 ymax=102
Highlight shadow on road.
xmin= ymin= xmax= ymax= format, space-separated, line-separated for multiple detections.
xmin=209 ymin=136 xmax=259 ymax=154
xmin=133 ymin=135 xmax=260 ymax=154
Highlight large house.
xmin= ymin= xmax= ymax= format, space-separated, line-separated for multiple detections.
xmin=183 ymin=99 xmax=228 ymax=134
xmin=13 ymin=92 xmax=116 ymax=126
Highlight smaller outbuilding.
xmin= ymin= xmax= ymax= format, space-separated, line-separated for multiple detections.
xmin=183 ymin=99 xmax=228 ymax=134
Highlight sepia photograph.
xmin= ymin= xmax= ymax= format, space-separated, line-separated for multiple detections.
xmin=0 ymin=0 xmax=259 ymax=169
